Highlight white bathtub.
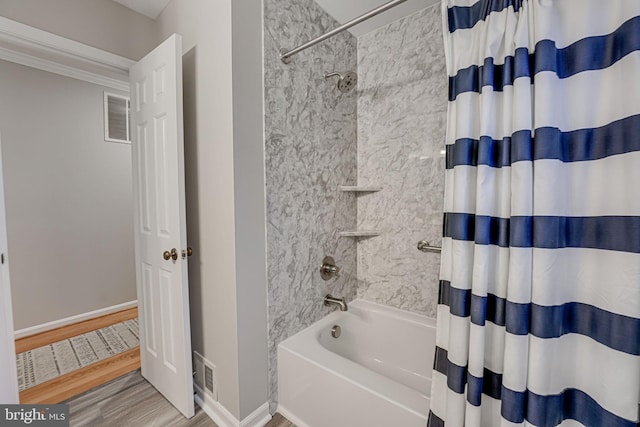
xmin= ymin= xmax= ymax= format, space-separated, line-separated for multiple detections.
xmin=277 ymin=299 xmax=436 ymax=427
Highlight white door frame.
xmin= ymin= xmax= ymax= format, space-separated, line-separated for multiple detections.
xmin=0 ymin=133 xmax=18 ymax=404
xmin=0 ymin=17 xmax=190 ymax=401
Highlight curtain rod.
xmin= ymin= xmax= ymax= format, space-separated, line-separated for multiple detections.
xmin=279 ymin=0 xmax=410 ymax=64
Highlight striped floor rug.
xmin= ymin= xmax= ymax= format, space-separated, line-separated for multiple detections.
xmin=17 ymin=318 xmax=139 ymax=391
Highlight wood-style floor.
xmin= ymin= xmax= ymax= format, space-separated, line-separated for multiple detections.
xmin=64 ymin=371 xmax=295 ymax=427
xmin=17 ymin=307 xmax=141 ymax=404
xmin=15 ymin=307 xmax=138 ymax=354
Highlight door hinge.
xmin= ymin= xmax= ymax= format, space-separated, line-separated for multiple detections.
xmin=1 ymin=253 xmax=5 ymax=264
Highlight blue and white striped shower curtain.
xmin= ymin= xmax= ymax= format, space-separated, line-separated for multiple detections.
xmin=428 ymin=1 xmax=640 ymax=426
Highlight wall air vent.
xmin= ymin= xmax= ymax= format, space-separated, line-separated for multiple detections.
xmin=204 ymin=365 xmax=214 ymax=393
xmin=194 ymin=350 xmax=217 ymax=400
xmin=103 ymin=92 xmax=130 ymax=143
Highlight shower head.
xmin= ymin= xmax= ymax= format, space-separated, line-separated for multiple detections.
xmin=324 ymin=71 xmax=358 ymax=93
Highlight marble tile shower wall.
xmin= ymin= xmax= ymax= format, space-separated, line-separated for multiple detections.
xmin=357 ymin=5 xmax=447 ymax=317
xmin=263 ymin=0 xmax=358 ymax=411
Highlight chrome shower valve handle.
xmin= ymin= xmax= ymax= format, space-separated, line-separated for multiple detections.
xmin=320 ymin=256 xmax=340 ymax=280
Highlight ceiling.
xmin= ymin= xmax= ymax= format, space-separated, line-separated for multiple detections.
xmin=112 ymin=0 xmax=172 ymax=20
xmin=111 ymin=0 xmax=439 ymax=36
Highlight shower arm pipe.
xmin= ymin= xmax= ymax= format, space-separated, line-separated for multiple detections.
xmin=279 ymin=0 xmax=409 ymax=64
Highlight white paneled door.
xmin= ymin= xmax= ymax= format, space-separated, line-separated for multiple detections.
xmin=129 ymin=34 xmax=194 ymax=418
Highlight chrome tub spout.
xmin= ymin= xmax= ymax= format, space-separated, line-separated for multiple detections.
xmin=324 ymin=294 xmax=348 ymax=311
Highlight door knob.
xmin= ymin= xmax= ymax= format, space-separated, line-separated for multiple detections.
xmin=163 ymin=248 xmax=178 ymax=261
xmin=182 ymin=247 xmax=193 ymax=259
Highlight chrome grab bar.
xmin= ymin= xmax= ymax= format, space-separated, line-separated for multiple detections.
xmin=417 ymin=240 xmax=442 ymax=253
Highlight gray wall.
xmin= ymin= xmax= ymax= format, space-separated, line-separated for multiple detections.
xmin=0 ymin=0 xmax=156 ymax=60
xmin=0 ymin=60 xmax=136 ymax=330
xmin=356 ymin=5 xmax=446 ymax=317
xmin=264 ymin=0 xmax=359 ymax=411
xmin=231 ymin=0 xmax=270 ymax=419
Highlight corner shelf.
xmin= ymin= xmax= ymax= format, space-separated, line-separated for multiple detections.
xmin=339 ymin=185 xmax=382 ymax=239
xmin=339 ymin=231 xmax=381 ymax=238
xmin=340 ymin=186 xmax=382 ymax=193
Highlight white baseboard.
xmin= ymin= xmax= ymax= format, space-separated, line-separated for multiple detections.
xmin=194 ymin=385 xmax=271 ymax=427
xmin=276 ymin=405 xmax=311 ymax=427
xmin=14 ymin=300 xmax=138 ymax=339
xmin=240 ymin=402 xmax=271 ymax=427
